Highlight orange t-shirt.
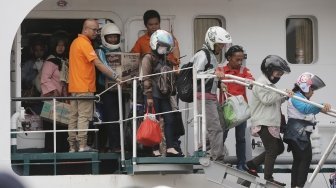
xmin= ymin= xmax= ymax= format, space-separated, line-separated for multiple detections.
xmin=68 ymin=34 xmax=98 ymax=93
xmin=131 ymin=32 xmax=179 ymax=65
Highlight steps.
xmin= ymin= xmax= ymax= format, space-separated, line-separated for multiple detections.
xmin=200 ymin=157 xmax=285 ymax=188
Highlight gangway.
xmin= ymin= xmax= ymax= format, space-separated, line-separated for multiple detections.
xmin=10 ymin=67 xmax=336 ymax=187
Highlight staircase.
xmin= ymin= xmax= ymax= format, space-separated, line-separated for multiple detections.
xmin=200 ymin=157 xmax=284 ymax=188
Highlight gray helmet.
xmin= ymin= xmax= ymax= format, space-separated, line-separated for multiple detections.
xmin=261 ymin=55 xmax=291 ymax=77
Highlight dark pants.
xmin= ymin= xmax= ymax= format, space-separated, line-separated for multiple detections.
xmin=223 ymin=121 xmax=246 ymax=168
xmin=151 ymin=97 xmax=178 ymax=149
xmin=99 ymin=91 xmax=127 ymax=150
xmin=250 ymin=126 xmax=284 ymax=180
xmin=289 ymin=138 xmax=312 ymax=187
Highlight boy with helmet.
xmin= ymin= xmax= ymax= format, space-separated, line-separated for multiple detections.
xmin=190 ymin=26 xmax=232 ymax=161
xmin=142 ymin=29 xmax=183 ymax=157
xmin=95 ymin=22 xmax=124 ymax=152
xmin=246 ymin=55 xmax=292 ymax=186
xmin=284 ymin=72 xmax=331 ymax=188
xmin=216 ymin=45 xmax=255 ymax=170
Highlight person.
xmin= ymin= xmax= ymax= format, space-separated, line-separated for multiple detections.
xmin=41 ymin=30 xmax=69 ymax=97
xmin=217 ymin=45 xmax=254 ymax=170
xmin=131 ymin=9 xmax=180 ymax=68
xmin=68 ymin=19 xmax=121 ymax=152
xmin=95 ymin=22 xmax=126 ymax=152
xmin=132 ymin=9 xmax=182 ymax=153
xmin=40 ymin=31 xmax=69 ymax=152
xmin=284 ymin=72 xmax=331 ymax=188
xmin=142 ymin=29 xmax=182 ymax=157
xmin=21 ymin=36 xmax=47 ymax=113
xmin=191 ymin=26 xmax=232 ymax=161
xmin=246 ymin=55 xmax=292 ymax=186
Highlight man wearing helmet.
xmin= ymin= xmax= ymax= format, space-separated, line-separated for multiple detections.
xmin=68 ymin=19 xmax=121 ymax=152
xmin=284 ymin=72 xmax=331 ymax=188
xmin=247 ymin=55 xmax=292 ymax=186
xmin=95 ymin=22 xmax=125 ymax=153
xmin=190 ymin=26 xmax=232 ymax=161
xmin=142 ymin=29 xmax=183 ymax=157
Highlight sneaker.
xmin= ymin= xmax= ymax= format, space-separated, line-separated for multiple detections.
xmin=268 ymin=179 xmax=286 ymax=187
xmin=79 ymin=146 xmax=98 ymax=152
xmin=246 ymin=161 xmax=259 ymax=177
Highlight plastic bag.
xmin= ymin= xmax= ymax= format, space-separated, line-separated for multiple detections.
xmin=223 ymin=94 xmax=251 ymax=130
xmin=136 ymin=107 xmax=162 ymax=146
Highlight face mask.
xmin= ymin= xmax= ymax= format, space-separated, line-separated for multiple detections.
xmin=157 ymin=46 xmax=168 ymax=55
xmin=270 ymin=77 xmax=280 ymax=84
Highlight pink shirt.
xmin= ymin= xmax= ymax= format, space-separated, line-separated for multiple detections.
xmin=40 ymin=61 xmax=63 ymax=96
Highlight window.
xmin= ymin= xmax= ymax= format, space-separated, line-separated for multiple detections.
xmin=194 ymin=16 xmax=226 ymax=62
xmin=286 ymin=17 xmax=316 ymax=64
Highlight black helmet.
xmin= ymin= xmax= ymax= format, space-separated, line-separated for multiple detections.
xmin=261 ymin=55 xmax=291 ymax=77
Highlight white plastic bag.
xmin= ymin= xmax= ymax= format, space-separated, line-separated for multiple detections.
xmin=222 ymin=94 xmax=251 ymax=129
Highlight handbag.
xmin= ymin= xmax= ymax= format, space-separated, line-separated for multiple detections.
xmin=222 ymin=93 xmax=251 ymax=130
xmin=136 ymin=107 xmax=162 ymax=146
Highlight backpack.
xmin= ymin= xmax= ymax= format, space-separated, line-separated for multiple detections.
xmin=176 ymin=49 xmax=211 ymax=103
xmin=156 ymin=59 xmax=176 ymax=96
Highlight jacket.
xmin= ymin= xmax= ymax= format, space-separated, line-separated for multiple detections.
xmin=190 ymin=45 xmax=219 ymax=99
xmin=250 ymin=74 xmax=286 ymax=127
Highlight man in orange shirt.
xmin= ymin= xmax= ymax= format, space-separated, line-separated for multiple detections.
xmin=68 ymin=19 xmax=121 ymax=152
xmin=131 ymin=9 xmax=181 ymax=68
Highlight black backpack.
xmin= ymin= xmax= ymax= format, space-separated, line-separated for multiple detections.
xmin=176 ymin=49 xmax=211 ymax=103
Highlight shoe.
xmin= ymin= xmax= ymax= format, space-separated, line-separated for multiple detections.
xmin=268 ymin=179 xmax=286 ymax=187
xmin=166 ymin=148 xmax=184 ymax=157
xmin=236 ymin=164 xmax=248 ymax=171
xmin=246 ymin=161 xmax=259 ymax=177
xmin=79 ymin=146 xmax=98 ymax=152
xmin=69 ymin=148 xmax=76 ymax=153
xmin=152 ymin=150 xmax=162 ymax=157
xmin=166 ymin=152 xmax=184 ymax=157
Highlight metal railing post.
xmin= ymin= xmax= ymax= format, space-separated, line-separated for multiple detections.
xmin=118 ymin=84 xmax=125 ymax=166
xmin=132 ymin=79 xmax=137 ymax=164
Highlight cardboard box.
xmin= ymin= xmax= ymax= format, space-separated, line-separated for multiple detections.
xmin=40 ymin=101 xmax=70 ymax=125
xmin=104 ymin=52 xmax=140 ymax=90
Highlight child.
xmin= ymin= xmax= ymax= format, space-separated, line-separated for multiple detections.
xmin=284 ymin=72 xmax=331 ymax=188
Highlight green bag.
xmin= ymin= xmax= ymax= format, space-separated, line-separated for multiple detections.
xmin=223 ymin=95 xmax=251 ymax=130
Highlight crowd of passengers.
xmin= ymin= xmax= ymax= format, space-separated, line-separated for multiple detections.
xmin=20 ymin=9 xmax=332 ymax=188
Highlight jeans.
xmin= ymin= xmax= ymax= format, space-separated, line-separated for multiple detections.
xmin=223 ymin=121 xmax=247 ymax=168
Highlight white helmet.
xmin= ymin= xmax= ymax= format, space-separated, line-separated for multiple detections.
xmin=100 ymin=23 xmax=121 ymax=50
xmin=150 ymin=29 xmax=174 ymax=55
xmin=205 ymin=26 xmax=232 ymax=51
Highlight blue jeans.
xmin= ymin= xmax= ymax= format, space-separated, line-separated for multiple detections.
xmin=223 ymin=121 xmax=247 ymax=168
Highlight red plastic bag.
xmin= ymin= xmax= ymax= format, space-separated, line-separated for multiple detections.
xmin=136 ymin=107 xmax=162 ymax=146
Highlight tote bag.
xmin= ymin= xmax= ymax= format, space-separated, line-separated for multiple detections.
xmin=223 ymin=94 xmax=251 ymax=130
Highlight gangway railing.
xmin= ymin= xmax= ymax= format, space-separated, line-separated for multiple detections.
xmin=218 ymin=73 xmax=336 ymax=187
